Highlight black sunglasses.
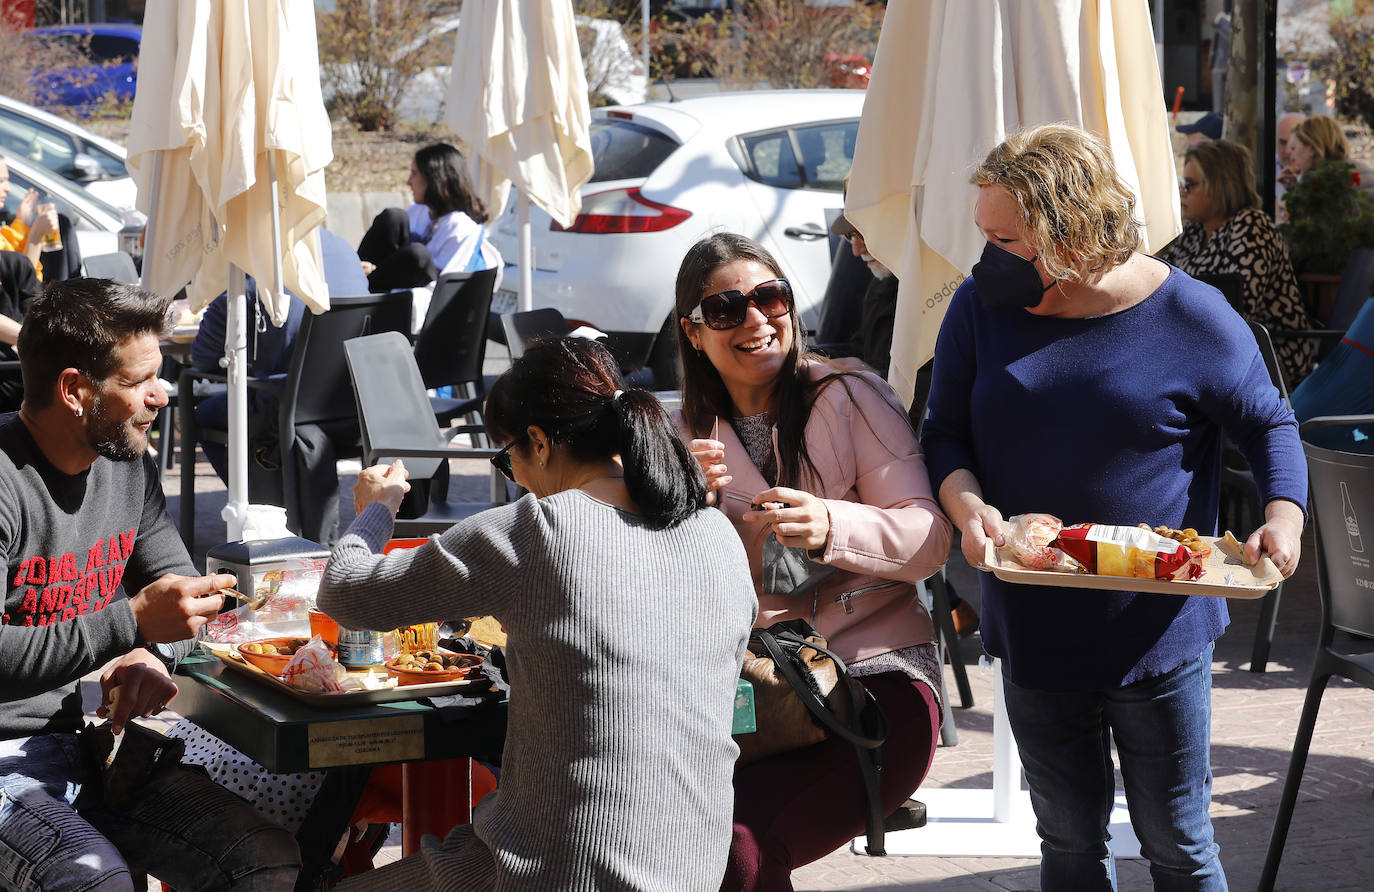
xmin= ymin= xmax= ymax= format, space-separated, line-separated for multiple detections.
xmin=490 ymin=435 xmax=527 ymax=482
xmin=683 ymin=278 xmax=793 ymax=331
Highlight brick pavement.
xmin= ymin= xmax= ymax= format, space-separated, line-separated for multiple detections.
xmin=137 ymin=463 xmax=1374 ymax=890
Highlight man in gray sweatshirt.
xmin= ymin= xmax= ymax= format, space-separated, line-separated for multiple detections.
xmin=0 ymin=278 xmax=299 ymax=890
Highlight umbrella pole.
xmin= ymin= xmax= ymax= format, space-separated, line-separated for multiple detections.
xmin=222 ymin=263 xmax=250 ymax=541
xmin=518 ymin=192 xmax=533 ymax=312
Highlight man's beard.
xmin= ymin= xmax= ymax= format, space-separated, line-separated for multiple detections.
xmin=87 ymin=394 xmax=150 ymax=462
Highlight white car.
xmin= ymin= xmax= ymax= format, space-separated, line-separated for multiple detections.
xmin=488 ymin=89 xmax=864 ymax=385
xmin=0 ymin=149 xmax=137 ymax=260
xmin=0 ymin=94 xmax=135 ymax=210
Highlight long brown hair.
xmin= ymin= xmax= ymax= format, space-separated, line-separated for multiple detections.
xmin=674 ymin=232 xmax=900 ymax=489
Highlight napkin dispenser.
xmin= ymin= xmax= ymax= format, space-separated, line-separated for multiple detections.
xmin=206 ymin=537 xmax=330 ymax=619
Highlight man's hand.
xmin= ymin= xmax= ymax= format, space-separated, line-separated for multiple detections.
xmin=29 ymin=204 xmax=57 ymax=241
xmin=128 ymin=573 xmax=233 ymax=643
xmin=98 ymin=649 xmax=177 ymax=735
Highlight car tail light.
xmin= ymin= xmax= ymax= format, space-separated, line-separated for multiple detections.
xmin=551 ymin=187 xmax=692 ymax=234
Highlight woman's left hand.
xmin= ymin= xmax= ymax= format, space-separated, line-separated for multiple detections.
xmin=1245 ymin=500 xmax=1305 ymax=578
xmin=741 ymin=486 xmax=830 ymax=552
xmin=354 ymin=459 xmax=410 ymax=517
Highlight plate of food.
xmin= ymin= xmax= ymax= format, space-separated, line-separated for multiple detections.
xmin=216 ymin=643 xmax=492 ymax=706
xmin=983 ymin=514 xmax=1283 ymax=599
xmin=385 ymin=650 xmax=484 ymax=686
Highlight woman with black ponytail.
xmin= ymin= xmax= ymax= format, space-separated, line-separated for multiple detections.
xmin=320 ymin=337 xmax=757 ymax=892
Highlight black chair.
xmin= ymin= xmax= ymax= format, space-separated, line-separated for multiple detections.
xmin=344 ymin=331 xmax=506 ymax=538
xmin=1258 ymin=415 xmax=1374 ymax=892
xmin=81 ymin=251 xmax=139 ymax=283
xmin=178 ymin=292 xmax=412 ymax=548
xmin=413 ymin=268 xmax=498 ymax=431
xmin=501 ymin=308 xmax=572 ymax=360
xmin=1222 ymin=321 xmax=1291 ymax=673
xmin=1193 ymin=271 xmax=1247 ymax=314
xmin=1272 ymin=247 xmax=1374 ymax=359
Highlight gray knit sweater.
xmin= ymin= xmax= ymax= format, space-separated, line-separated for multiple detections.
xmin=320 ymin=491 xmax=758 ymax=892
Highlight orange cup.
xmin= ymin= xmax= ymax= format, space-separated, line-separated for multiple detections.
xmin=308 ymin=607 xmax=339 ymax=646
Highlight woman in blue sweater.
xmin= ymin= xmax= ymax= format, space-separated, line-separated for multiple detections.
xmin=921 ymin=124 xmax=1306 ymax=891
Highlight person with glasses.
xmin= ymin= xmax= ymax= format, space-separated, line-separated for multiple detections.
xmin=673 ymin=231 xmax=952 ymax=891
xmin=1160 ymin=139 xmax=1316 ymax=387
xmin=319 ymin=336 xmax=757 ymax=892
xmin=922 ymin=124 xmax=1305 ymax=891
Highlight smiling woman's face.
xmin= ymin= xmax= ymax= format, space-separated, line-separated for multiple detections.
xmin=679 ymin=258 xmax=793 ymax=413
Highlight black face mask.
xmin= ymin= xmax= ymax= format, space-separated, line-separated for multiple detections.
xmin=971 ymin=241 xmax=1057 ymax=310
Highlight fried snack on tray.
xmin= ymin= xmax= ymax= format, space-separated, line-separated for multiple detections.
xmin=999 ymin=514 xmax=1082 ymax=572
xmin=465 ymin=616 xmax=506 ymax=648
xmin=1053 ymin=523 xmax=1211 ymax=581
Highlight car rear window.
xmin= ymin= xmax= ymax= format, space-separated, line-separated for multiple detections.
xmin=734 ymin=119 xmax=859 ymax=192
xmin=588 ymin=119 xmax=678 ymax=183
xmin=89 ymin=35 xmax=138 ymax=64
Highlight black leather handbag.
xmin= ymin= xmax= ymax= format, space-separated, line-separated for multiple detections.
xmin=736 ymin=619 xmax=891 ymax=855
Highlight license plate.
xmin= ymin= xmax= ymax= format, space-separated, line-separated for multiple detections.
xmin=491 ymin=289 xmax=518 ymax=314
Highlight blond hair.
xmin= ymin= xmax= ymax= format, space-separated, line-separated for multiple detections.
xmin=970 ymin=123 xmax=1141 ymax=281
xmin=1185 ymin=139 xmax=1261 ymax=219
xmin=1291 ymin=115 xmax=1349 ymax=162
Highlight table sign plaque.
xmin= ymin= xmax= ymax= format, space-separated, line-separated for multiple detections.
xmin=308 ymin=715 xmax=425 ymax=767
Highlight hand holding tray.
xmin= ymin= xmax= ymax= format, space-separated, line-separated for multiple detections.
xmin=983 ymin=531 xmax=1283 ymax=599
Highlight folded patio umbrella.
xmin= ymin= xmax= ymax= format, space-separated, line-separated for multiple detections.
xmin=446 ymin=0 xmax=593 ymax=310
xmin=845 ymin=0 xmax=1181 ymax=406
xmin=128 ymin=0 xmax=331 ymax=323
xmin=127 ymin=0 xmax=334 ymax=539
xmin=447 ymin=0 xmax=593 ymax=227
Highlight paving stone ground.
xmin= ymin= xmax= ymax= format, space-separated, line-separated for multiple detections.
xmin=118 ymin=455 xmax=1374 ymax=891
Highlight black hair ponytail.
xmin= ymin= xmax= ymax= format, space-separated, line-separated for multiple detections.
xmin=611 ymin=389 xmax=706 ymax=530
xmin=485 ymin=337 xmax=706 ymax=529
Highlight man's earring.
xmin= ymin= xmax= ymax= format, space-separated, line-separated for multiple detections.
xmin=74 ymin=406 xmax=82 ymax=418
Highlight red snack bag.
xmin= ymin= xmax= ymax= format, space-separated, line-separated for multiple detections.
xmin=1052 ymin=524 xmax=1209 ymax=581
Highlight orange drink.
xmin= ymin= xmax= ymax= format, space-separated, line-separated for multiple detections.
xmin=307 ymin=607 xmax=339 ymax=646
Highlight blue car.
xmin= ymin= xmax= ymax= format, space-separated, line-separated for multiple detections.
xmin=28 ymin=24 xmax=141 ymax=111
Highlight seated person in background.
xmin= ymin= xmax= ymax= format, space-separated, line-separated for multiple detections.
xmin=0 ymin=278 xmax=299 ymax=889
xmin=1160 ymin=139 xmax=1317 ymax=387
xmin=190 ymin=227 xmax=369 ymax=486
xmin=1279 ymin=114 xmax=1374 ymax=204
xmin=0 ymin=250 xmax=41 ymax=412
xmin=0 ymin=157 xmax=82 ymax=283
xmin=1176 ymin=111 xmax=1223 ymax=147
xmin=356 ymin=142 xmax=496 ymax=292
xmin=323 ymin=337 xmax=757 ymax=891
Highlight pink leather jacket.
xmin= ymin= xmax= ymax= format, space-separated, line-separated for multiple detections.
xmin=677 ymin=361 xmax=953 ymax=664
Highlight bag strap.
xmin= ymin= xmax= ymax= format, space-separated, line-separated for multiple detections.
xmin=753 ymin=628 xmax=889 ymax=854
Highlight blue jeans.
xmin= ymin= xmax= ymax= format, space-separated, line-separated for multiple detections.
xmin=1002 ymin=644 xmax=1226 ymax=892
xmin=0 ymin=733 xmax=299 ymax=891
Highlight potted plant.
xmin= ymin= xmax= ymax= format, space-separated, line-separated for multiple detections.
xmin=1280 ymin=159 xmax=1374 ymax=319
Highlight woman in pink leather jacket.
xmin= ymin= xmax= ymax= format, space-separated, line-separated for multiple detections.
xmin=674 ymin=232 xmax=953 ymax=891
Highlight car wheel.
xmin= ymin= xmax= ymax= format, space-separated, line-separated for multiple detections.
xmin=648 ymin=314 xmax=681 ymax=391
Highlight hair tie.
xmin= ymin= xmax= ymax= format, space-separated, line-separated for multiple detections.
xmin=612 ymin=389 xmax=625 ymax=404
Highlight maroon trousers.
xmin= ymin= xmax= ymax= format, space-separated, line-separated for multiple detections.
xmin=720 ymin=672 xmax=941 ymax=892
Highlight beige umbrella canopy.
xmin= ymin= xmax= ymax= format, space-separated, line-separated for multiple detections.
xmin=446 ymin=0 xmax=594 ymax=309
xmin=845 ymin=0 xmax=1181 ymax=407
xmin=127 ymin=0 xmax=332 ymax=323
xmin=127 ymin=0 xmax=333 ymax=538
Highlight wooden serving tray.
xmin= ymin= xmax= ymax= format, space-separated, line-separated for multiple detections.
xmin=983 ymin=532 xmax=1283 ymax=599
xmin=212 ymin=647 xmax=493 ymax=707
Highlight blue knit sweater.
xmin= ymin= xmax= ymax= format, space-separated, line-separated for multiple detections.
xmin=921 ymin=265 xmax=1307 ymax=691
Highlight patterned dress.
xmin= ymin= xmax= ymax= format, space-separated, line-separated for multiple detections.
xmin=1160 ymin=207 xmax=1317 ymax=388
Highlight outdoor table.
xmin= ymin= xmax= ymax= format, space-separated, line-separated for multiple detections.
xmin=173 ymin=651 xmax=506 ymax=855
xmin=176 ymin=651 xmax=757 ymax=858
